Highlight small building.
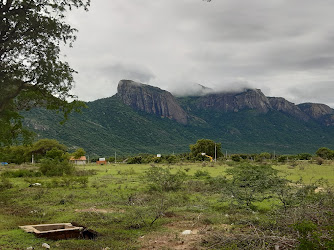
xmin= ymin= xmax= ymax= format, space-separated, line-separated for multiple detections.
xmin=69 ymin=156 xmax=87 ymax=165
xmin=96 ymin=158 xmax=107 ymax=165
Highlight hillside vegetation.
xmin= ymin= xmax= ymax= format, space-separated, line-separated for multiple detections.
xmin=23 ymin=95 xmax=334 ymax=156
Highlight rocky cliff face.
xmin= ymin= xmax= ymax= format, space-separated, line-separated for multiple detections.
xmin=298 ymin=103 xmax=334 ymax=126
xmin=196 ymin=89 xmax=271 ymax=113
xmin=117 ymin=80 xmax=334 ymax=126
xmin=268 ymin=97 xmax=309 ymax=121
xmin=117 ymin=80 xmax=188 ymax=124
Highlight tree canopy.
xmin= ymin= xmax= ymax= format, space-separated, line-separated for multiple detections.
xmin=72 ymin=147 xmax=86 ymax=159
xmin=0 ymin=0 xmax=90 ymax=145
xmin=190 ymin=139 xmax=223 ymax=158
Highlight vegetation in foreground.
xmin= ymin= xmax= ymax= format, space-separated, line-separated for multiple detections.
xmin=0 ymin=157 xmax=333 ymax=249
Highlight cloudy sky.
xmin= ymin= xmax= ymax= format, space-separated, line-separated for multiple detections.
xmin=63 ymin=0 xmax=334 ymax=107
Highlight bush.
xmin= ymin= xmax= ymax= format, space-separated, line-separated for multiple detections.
xmin=1 ymin=169 xmax=42 ymax=178
xmin=194 ymin=170 xmax=211 ymax=179
xmin=231 ymin=155 xmax=241 ymax=162
xmin=225 ymin=164 xmax=284 ymax=207
xmin=315 ymin=157 xmax=324 ymax=165
xmin=297 ymin=153 xmax=312 ymax=160
xmin=0 ymin=177 xmax=13 ymax=191
xmin=127 ymin=156 xmax=142 ymax=164
xmin=39 ymin=159 xmax=75 ymax=176
xmin=145 ymin=166 xmax=186 ymax=192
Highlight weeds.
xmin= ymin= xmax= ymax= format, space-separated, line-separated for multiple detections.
xmin=0 ymin=177 xmax=13 ymax=191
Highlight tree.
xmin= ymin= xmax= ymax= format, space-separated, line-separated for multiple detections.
xmin=226 ymin=164 xmax=282 ymax=207
xmin=315 ymin=147 xmax=334 ymax=160
xmin=30 ymin=138 xmax=67 ymax=161
xmin=0 ymin=0 xmax=90 ymax=146
xmin=72 ymin=147 xmax=86 ymax=159
xmin=190 ymin=139 xmax=223 ymax=158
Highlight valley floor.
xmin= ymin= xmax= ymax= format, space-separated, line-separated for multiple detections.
xmin=0 ymin=161 xmax=333 ymax=249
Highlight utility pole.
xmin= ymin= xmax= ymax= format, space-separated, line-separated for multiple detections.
xmin=31 ymin=154 xmax=34 ymax=164
xmin=214 ymin=143 xmax=217 ymax=162
xmin=115 ymin=151 xmax=116 ymax=164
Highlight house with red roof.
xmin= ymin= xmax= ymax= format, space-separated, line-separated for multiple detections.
xmin=69 ymin=156 xmax=87 ymax=165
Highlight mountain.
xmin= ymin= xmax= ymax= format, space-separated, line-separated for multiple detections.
xmin=117 ymin=80 xmax=188 ymax=124
xmin=195 ymin=89 xmax=271 ymax=113
xmin=22 ymin=80 xmax=334 ymax=156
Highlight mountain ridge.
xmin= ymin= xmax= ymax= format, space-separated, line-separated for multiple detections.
xmin=22 ymin=80 xmax=334 ymax=156
xmin=117 ymin=80 xmax=334 ymax=126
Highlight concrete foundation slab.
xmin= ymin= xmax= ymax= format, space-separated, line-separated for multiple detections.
xmin=19 ymin=223 xmax=84 ymax=240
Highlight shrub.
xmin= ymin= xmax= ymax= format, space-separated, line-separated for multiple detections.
xmin=297 ymin=153 xmax=312 ymax=160
xmin=0 ymin=177 xmax=13 ymax=191
xmin=194 ymin=170 xmax=211 ymax=179
xmin=315 ymin=157 xmax=324 ymax=165
xmin=127 ymin=156 xmax=142 ymax=164
xmin=145 ymin=166 xmax=186 ymax=192
xmin=226 ymin=164 xmax=284 ymax=207
xmin=231 ymin=155 xmax=241 ymax=162
xmin=39 ymin=159 xmax=75 ymax=176
xmin=277 ymin=155 xmax=287 ymax=163
xmin=1 ymin=169 xmax=42 ymax=178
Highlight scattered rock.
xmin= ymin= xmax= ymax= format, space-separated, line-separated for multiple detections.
xmin=42 ymin=243 xmax=50 ymax=249
xmin=315 ymin=187 xmax=325 ymax=193
xmin=181 ymin=230 xmax=192 ymax=235
xmin=26 ymin=247 xmax=34 ymax=250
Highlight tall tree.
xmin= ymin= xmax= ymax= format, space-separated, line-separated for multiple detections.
xmin=190 ymin=139 xmax=222 ymax=158
xmin=0 ymin=0 xmax=90 ymax=145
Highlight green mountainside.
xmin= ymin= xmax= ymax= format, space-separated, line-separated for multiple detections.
xmin=23 ymin=93 xmax=334 ymax=157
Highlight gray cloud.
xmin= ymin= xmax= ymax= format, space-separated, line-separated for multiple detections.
xmin=100 ymin=63 xmax=155 ymax=83
xmin=63 ymin=0 xmax=334 ymax=107
xmin=287 ymin=81 xmax=334 ymax=108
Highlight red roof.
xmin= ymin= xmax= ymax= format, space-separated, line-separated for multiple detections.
xmin=70 ymin=156 xmax=87 ymax=161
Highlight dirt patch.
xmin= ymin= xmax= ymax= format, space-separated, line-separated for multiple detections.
xmin=138 ymin=220 xmax=213 ymax=250
xmin=139 ymin=229 xmax=205 ymax=250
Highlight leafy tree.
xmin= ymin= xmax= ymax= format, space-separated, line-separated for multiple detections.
xmin=0 ymin=0 xmax=90 ymax=145
xmin=31 ymin=138 xmax=67 ymax=161
xmin=259 ymin=152 xmax=271 ymax=160
xmin=0 ymin=145 xmax=31 ymax=164
xmin=315 ymin=147 xmax=334 ymax=160
xmin=297 ymin=153 xmax=313 ymax=160
xmin=46 ymin=147 xmax=67 ymax=160
xmin=190 ymin=139 xmax=222 ymax=158
xmin=72 ymin=148 xmax=86 ymax=159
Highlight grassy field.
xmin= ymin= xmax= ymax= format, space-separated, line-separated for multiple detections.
xmin=0 ymin=160 xmax=333 ymax=249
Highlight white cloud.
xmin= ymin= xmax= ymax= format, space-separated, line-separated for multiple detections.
xmin=63 ymin=0 xmax=334 ymax=107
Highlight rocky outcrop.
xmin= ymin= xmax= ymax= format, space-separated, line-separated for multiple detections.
xmin=298 ymin=103 xmax=334 ymax=119
xmin=116 ymin=80 xmax=334 ymax=126
xmin=298 ymin=103 xmax=334 ymax=126
xmin=117 ymin=80 xmax=188 ymax=124
xmin=196 ymin=89 xmax=271 ymax=113
xmin=268 ymin=97 xmax=309 ymax=121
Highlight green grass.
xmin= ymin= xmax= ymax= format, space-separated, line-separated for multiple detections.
xmin=274 ymin=161 xmax=334 ymax=184
xmin=0 ymin=161 xmax=333 ymax=249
